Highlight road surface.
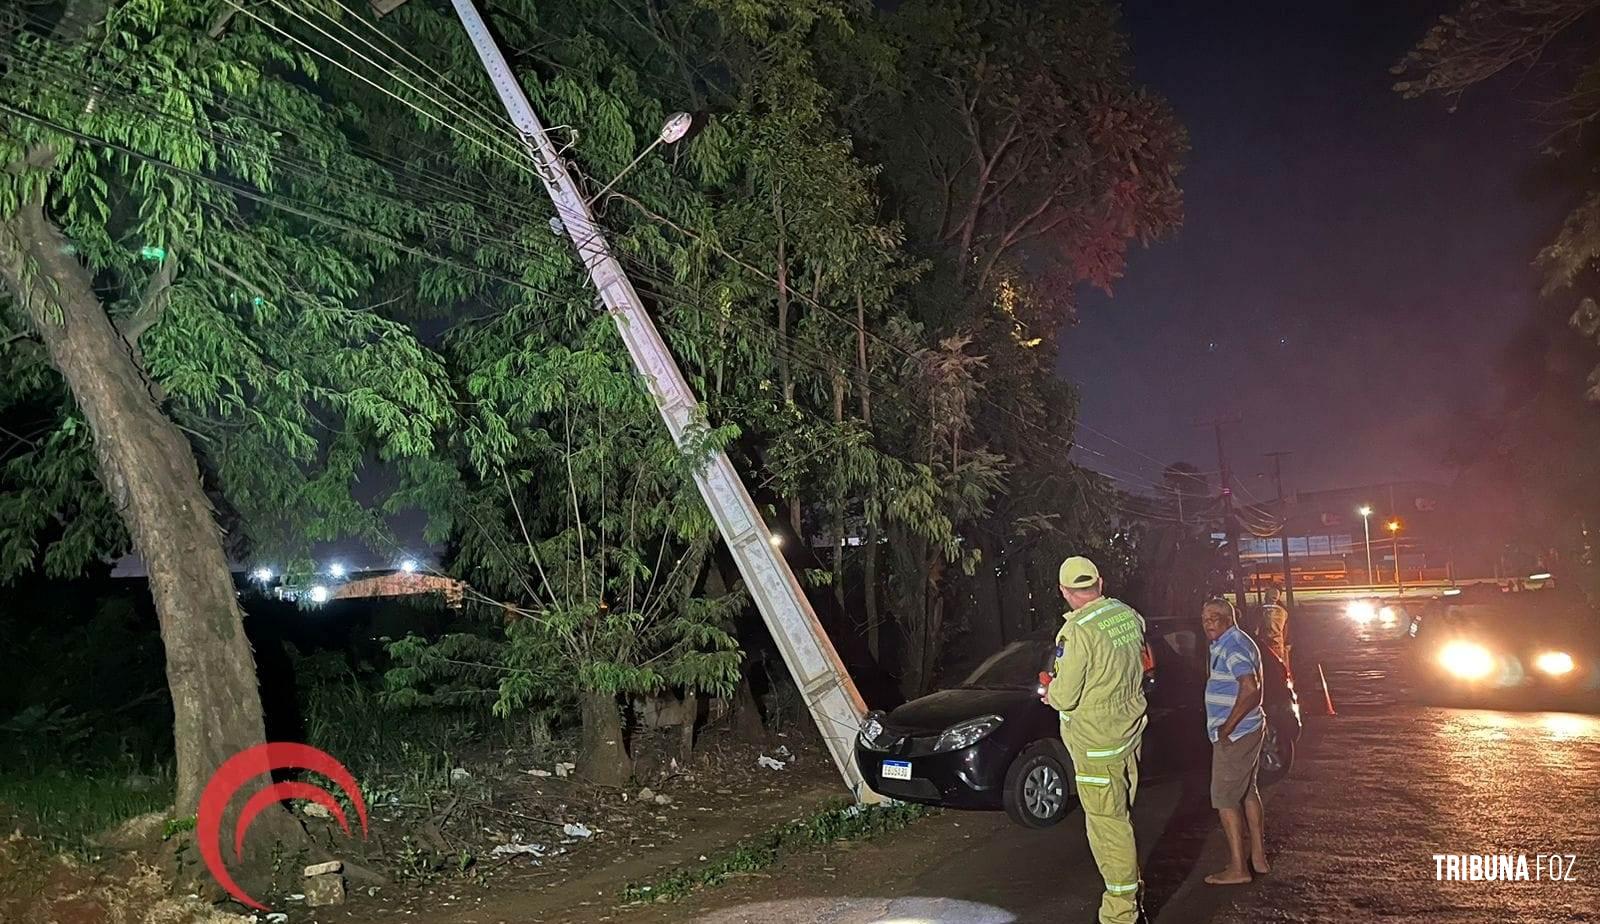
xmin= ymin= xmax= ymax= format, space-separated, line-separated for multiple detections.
xmin=597 ymin=603 xmax=1600 ymax=924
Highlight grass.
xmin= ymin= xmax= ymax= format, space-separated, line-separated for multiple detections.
xmin=620 ymin=800 xmax=932 ymax=904
xmin=0 ymin=769 xmax=173 ymax=854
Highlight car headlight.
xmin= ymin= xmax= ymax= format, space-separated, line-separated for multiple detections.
xmin=1378 ymin=606 xmax=1397 ymax=627
xmin=933 ymin=715 xmax=1004 ymax=753
xmin=1346 ymin=601 xmax=1376 ymax=625
xmin=859 ymin=711 xmax=889 ymax=749
xmin=1439 ymin=641 xmax=1495 ymax=680
xmin=1535 ymin=651 xmax=1575 ymax=677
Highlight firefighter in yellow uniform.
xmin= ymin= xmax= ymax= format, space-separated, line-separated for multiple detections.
xmin=1045 ymin=556 xmax=1149 ymax=924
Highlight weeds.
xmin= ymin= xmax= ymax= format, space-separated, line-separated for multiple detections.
xmin=620 ymin=800 xmax=931 ymax=903
xmin=0 ymin=769 xmax=172 ymax=854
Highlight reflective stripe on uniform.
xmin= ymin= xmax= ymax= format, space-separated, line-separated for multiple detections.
xmin=1075 ymin=774 xmax=1112 ymax=786
xmin=1105 ymin=881 xmax=1140 ymax=894
xmin=1075 ymin=599 xmax=1119 ymax=625
xmin=1085 ymin=738 xmax=1136 ymax=759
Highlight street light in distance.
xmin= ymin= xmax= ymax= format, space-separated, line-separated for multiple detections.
xmin=1387 ymin=520 xmax=1403 ymax=591
xmin=1358 ymin=506 xmax=1374 ymax=587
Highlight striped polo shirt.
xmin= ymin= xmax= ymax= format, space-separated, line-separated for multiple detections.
xmin=1206 ymin=625 xmax=1265 ymax=743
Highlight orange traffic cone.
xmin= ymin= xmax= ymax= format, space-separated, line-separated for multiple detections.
xmin=1317 ymin=662 xmax=1337 ymax=716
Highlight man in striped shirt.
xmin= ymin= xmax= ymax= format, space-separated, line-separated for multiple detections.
xmin=1201 ymin=598 xmax=1269 ymax=885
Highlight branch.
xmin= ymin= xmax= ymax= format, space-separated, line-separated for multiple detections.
xmin=117 ymin=252 xmax=176 ymax=348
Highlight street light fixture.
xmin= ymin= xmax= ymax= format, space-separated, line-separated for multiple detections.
xmin=1357 ymin=506 xmax=1374 ymax=587
xmin=328 ymin=562 xmax=346 ymax=579
xmin=400 ymin=559 xmax=418 ymax=574
xmin=1387 ymin=520 xmax=1402 ymax=592
xmin=585 ymin=111 xmax=695 ymax=206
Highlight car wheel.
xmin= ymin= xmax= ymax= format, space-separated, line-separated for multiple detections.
xmin=1258 ymin=722 xmax=1294 ymax=785
xmin=1003 ymin=742 xmax=1072 ymax=828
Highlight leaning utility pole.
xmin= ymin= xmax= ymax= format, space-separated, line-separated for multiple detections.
xmin=1265 ymin=451 xmax=1296 ymax=608
xmin=445 ymin=0 xmax=874 ymax=800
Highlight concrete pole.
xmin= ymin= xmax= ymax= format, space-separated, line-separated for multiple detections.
xmin=447 ymin=0 xmax=875 ymax=801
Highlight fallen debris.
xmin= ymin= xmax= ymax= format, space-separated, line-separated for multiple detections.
xmin=304 ymin=872 xmax=346 ymax=907
xmin=301 ymin=801 xmax=333 ymax=819
xmin=449 ymin=767 xmax=473 ymax=784
xmin=757 ymin=755 xmax=787 ymax=771
xmin=489 ymin=842 xmax=547 ymax=859
xmin=303 ymin=860 xmax=342 ymax=877
xmin=562 ymin=822 xmax=593 ymax=839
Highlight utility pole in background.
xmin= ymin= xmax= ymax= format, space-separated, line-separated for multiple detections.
xmin=445 ymin=0 xmax=874 ymax=800
xmin=1203 ymin=416 xmax=1247 ymax=607
xmin=1266 ymin=451 xmax=1296 ymax=609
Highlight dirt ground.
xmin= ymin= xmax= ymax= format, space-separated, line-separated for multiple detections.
xmin=0 ymin=730 xmax=850 ymax=924
xmin=319 ymin=733 xmax=847 ymax=924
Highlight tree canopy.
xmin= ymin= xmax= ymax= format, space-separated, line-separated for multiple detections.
xmin=1 ymin=0 xmax=1187 ymax=806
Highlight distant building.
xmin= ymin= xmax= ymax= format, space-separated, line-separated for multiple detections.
xmin=1233 ymin=481 xmax=1458 ymax=588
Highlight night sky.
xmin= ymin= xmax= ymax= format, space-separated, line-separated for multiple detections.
xmin=1062 ymin=0 xmax=1571 ymax=500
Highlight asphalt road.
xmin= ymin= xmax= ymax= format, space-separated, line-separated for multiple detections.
xmin=615 ymin=603 xmax=1600 ymax=924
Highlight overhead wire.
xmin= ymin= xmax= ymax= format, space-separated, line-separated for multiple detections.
xmin=13 ymin=4 xmax=1189 ymax=506
xmin=261 ymin=0 xmax=1194 ymax=499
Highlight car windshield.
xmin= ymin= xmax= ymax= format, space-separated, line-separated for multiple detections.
xmin=960 ymin=640 xmax=1048 ymax=688
xmin=1432 ymin=596 xmax=1599 ymax=642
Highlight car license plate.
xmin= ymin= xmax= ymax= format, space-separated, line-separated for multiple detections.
xmin=881 ymin=759 xmax=912 ymax=781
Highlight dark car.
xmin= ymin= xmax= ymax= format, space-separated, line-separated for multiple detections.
xmin=856 ymin=622 xmax=1303 ymax=828
xmin=1403 ymin=586 xmax=1600 ymax=709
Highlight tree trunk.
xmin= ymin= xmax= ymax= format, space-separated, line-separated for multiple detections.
xmin=970 ymin=533 xmax=1005 ymax=656
xmin=1000 ymin=543 xmax=1038 ymax=642
xmin=773 ymin=186 xmax=803 ymax=539
xmin=577 ymin=690 xmax=631 ymax=787
xmin=677 ymin=689 xmax=698 ymax=765
xmin=855 ymin=293 xmax=881 ymax=663
xmin=1 ymin=204 xmax=276 ymax=806
xmin=831 ymin=370 xmax=847 ymax=612
xmin=730 ymin=670 xmax=766 ymax=741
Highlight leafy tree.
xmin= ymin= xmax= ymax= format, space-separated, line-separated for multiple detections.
xmin=1395 ymin=0 xmax=1600 ymax=395
xmin=0 ymin=0 xmax=452 ymax=877
xmin=828 ymin=0 xmax=1185 ymax=683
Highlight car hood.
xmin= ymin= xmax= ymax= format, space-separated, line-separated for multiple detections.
xmin=885 ymin=687 xmax=1035 ymax=736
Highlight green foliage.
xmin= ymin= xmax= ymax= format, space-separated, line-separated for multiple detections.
xmin=0 ymin=0 xmax=456 ymax=576
xmin=1396 ymin=2 xmax=1600 ymax=398
xmin=2 ymin=0 xmax=1184 ymax=753
xmin=620 ymin=800 xmax=931 ymax=903
xmin=0 ymin=769 xmax=173 ymax=855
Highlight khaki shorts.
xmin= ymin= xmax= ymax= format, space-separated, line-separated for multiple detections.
xmin=1210 ymin=725 xmax=1264 ymax=810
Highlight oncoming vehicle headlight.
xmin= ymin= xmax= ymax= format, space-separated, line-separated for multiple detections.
xmin=1346 ymin=601 xmax=1377 ymax=625
xmin=1439 ymin=641 xmax=1495 ymax=680
xmin=933 ymin=715 xmax=1004 ymax=753
xmin=1378 ymin=606 xmax=1397 ymax=627
xmin=1535 ymin=651 xmax=1575 ymax=677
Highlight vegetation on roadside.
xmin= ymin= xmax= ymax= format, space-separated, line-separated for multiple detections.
xmin=620 ymin=800 xmax=932 ymax=904
xmin=0 ymin=770 xmax=171 ymax=855
xmin=1 ymin=0 xmax=1189 ymax=891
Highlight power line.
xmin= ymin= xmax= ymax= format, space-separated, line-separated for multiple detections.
xmin=11 ymin=9 xmax=1181 ymax=503
xmin=246 ymin=1 xmax=1186 ymax=498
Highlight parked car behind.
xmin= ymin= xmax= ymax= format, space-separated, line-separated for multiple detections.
xmin=857 ymin=621 xmax=1302 ymax=828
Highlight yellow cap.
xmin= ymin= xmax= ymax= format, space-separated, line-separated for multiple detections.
xmin=1059 ymin=556 xmax=1100 ymax=589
